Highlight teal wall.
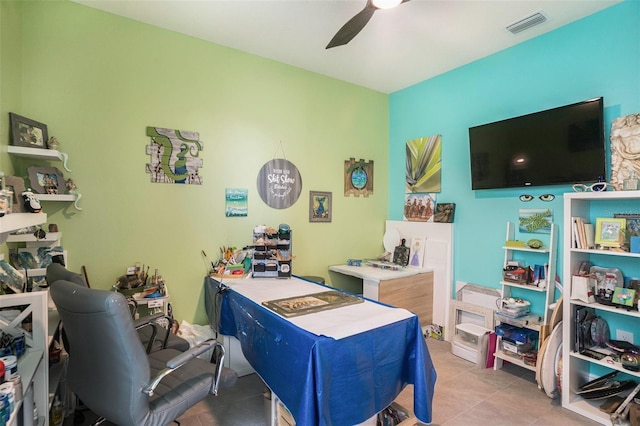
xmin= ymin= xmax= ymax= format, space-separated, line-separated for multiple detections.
xmin=389 ymin=1 xmax=640 ymax=296
xmin=1 ymin=1 xmax=389 ymax=323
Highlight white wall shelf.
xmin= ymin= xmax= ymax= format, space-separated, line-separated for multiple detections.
xmin=0 ymin=213 xmax=47 ymax=244
xmin=7 ymin=146 xmax=62 ymax=161
xmin=6 ymin=232 xmax=61 ymax=244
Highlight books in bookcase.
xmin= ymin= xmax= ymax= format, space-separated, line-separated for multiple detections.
xmin=571 ymin=217 xmax=595 ymax=249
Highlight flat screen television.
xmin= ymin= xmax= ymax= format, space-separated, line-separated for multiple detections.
xmin=469 ymin=97 xmax=605 ymax=190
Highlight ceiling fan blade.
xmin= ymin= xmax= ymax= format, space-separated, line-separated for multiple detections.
xmin=326 ymin=3 xmax=377 ymax=49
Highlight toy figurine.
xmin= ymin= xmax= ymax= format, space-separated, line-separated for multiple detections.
xmin=22 ymin=189 xmax=42 ymax=213
xmin=47 ymin=136 xmax=60 ymax=150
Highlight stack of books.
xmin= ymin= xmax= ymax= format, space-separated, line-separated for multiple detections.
xmin=571 ymin=216 xmax=595 ymax=249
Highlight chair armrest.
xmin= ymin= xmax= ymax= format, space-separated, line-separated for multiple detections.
xmin=143 ymin=339 xmax=226 ymax=397
xmin=133 ymin=313 xmax=166 ymax=353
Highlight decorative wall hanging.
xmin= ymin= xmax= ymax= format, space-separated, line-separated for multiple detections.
xmin=406 ymin=135 xmax=442 ymax=193
xmin=9 ymin=113 xmax=48 ymax=148
xmin=403 ymin=193 xmax=435 ymax=222
xmin=610 ymin=113 xmax=640 ymax=190
xmin=225 ymin=188 xmax=248 ymax=217
xmin=256 ymin=158 xmax=302 ymax=209
xmin=309 ymin=191 xmax=332 ymax=222
xmin=145 ymin=127 xmax=203 ymax=184
xmin=344 ymin=158 xmax=373 ymax=197
xmin=519 ymin=208 xmax=552 ymax=234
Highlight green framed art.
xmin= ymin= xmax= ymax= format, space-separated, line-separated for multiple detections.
xmin=595 ymin=217 xmax=626 ymax=248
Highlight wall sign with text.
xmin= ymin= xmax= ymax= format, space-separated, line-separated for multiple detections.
xmin=256 ymin=158 xmax=302 ymax=209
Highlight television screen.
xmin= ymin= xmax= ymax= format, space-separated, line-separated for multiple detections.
xmin=469 ymin=97 xmax=605 ymax=190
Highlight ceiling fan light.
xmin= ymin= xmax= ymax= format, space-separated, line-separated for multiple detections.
xmin=372 ymin=0 xmax=403 ymax=10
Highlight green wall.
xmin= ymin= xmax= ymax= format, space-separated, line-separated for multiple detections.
xmin=389 ymin=1 xmax=640 ymax=296
xmin=1 ymin=1 xmax=389 ymax=323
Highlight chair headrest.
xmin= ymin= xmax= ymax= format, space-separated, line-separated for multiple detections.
xmin=46 ymin=263 xmax=87 ymax=287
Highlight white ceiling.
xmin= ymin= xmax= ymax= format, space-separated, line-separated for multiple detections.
xmin=72 ymin=0 xmax=620 ymax=93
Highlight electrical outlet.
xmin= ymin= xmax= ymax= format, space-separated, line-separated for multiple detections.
xmin=616 ymin=330 xmax=634 ymax=344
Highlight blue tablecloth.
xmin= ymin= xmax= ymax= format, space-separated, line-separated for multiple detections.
xmin=205 ymin=276 xmax=436 ymax=425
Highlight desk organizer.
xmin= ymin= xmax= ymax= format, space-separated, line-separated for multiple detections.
xmin=252 ymin=224 xmax=291 ymax=278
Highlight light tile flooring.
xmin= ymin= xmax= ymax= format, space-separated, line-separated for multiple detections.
xmin=65 ymin=338 xmax=600 ymax=425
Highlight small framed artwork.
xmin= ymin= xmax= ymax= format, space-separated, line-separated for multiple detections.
xmin=408 ymin=236 xmax=426 ymax=268
xmin=434 ymin=203 xmax=456 ymax=223
xmin=595 ymin=217 xmax=626 ymax=247
xmin=309 ymin=191 xmax=331 ymax=222
xmin=612 ymin=287 xmax=636 ymax=307
xmin=614 ymin=213 xmax=640 ymax=246
xmin=27 ymin=165 xmax=65 ymax=195
xmin=9 ymin=113 xmax=49 ymax=148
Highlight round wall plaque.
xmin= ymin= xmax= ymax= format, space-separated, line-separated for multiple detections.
xmin=256 ymin=158 xmax=302 ymax=209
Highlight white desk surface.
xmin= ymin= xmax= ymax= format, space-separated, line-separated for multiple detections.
xmin=329 ymin=264 xmax=434 ymax=283
xmin=224 ymin=276 xmax=414 ymax=340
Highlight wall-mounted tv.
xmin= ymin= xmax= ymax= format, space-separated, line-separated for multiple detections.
xmin=469 ymin=97 xmax=605 ymax=190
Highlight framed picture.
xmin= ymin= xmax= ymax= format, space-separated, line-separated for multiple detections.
xmin=408 ymin=236 xmax=426 ymax=268
xmin=9 ymin=113 xmax=48 ymax=148
xmin=27 ymin=165 xmax=65 ymax=195
xmin=4 ymin=176 xmax=26 ymax=213
xmin=434 ymin=203 xmax=456 ymax=223
xmin=614 ymin=213 xmax=640 ymax=246
xmin=595 ymin=217 xmax=626 ymax=247
xmin=309 ymin=191 xmax=331 ymax=222
xmin=612 ymin=287 xmax=636 ymax=307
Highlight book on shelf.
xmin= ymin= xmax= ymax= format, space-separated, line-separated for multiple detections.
xmin=572 ymin=217 xmax=594 ymax=249
xmin=584 ymin=223 xmax=595 ymax=249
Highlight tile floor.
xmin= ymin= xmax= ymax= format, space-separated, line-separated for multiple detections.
xmin=64 ymin=338 xmax=600 ymax=425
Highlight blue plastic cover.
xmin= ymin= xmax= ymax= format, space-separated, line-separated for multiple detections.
xmin=210 ymin=277 xmax=436 ymax=425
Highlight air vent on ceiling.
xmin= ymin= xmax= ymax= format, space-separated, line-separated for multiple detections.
xmin=506 ymin=12 xmax=548 ymax=34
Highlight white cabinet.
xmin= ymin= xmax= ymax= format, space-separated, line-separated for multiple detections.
xmin=493 ymin=222 xmax=557 ymax=372
xmin=562 ymin=190 xmax=640 ymax=424
xmin=1 ymin=213 xmax=51 ymax=425
xmin=0 ymin=291 xmax=49 ymax=426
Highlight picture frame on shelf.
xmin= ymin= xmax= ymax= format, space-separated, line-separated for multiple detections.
xmin=594 ymin=217 xmax=626 ymax=248
xmin=309 ymin=191 xmax=331 ymax=222
xmin=9 ymin=113 xmax=49 ymax=148
xmin=27 ymin=165 xmax=65 ymax=195
xmin=408 ymin=236 xmax=426 ymax=268
xmin=614 ymin=213 xmax=640 ymax=246
xmin=5 ymin=176 xmax=26 ymax=213
xmin=612 ymin=287 xmax=636 ymax=308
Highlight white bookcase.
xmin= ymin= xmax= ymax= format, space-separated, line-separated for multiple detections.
xmin=493 ymin=221 xmax=557 ymax=372
xmin=1 ymin=212 xmax=53 ymax=425
xmin=0 ymin=291 xmax=49 ymax=426
xmin=562 ymin=190 xmax=640 ymax=424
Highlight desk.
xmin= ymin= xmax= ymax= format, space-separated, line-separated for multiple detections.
xmin=328 ymin=265 xmax=434 ymax=328
xmin=205 ymin=276 xmax=436 ymax=426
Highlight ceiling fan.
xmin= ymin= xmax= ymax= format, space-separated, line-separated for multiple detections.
xmin=326 ymin=0 xmax=410 ymax=49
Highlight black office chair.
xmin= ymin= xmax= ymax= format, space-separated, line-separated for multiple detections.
xmin=46 ymin=263 xmax=190 ymax=353
xmin=50 ymin=279 xmax=238 ymax=426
